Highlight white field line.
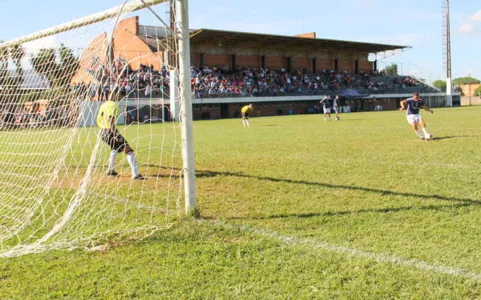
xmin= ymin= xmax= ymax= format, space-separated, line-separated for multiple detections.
xmin=215 ymin=221 xmax=481 ymax=281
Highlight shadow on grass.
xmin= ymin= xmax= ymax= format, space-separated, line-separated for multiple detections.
xmin=196 ymin=169 xmax=481 ymax=220
xmin=433 ymin=135 xmax=476 ymax=141
xmin=231 ymin=203 xmax=473 ymax=220
xmin=194 ymin=169 xmax=481 ymax=206
xmin=144 ymin=167 xmax=481 ymax=218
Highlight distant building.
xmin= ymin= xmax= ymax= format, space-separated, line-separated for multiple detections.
xmin=457 ymin=84 xmax=480 ymax=97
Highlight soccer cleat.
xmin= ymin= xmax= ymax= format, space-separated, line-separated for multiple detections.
xmin=336 ymin=117 xmax=340 ymax=121
xmin=107 ymin=170 xmax=118 ymax=176
xmin=132 ymin=174 xmax=145 ymax=181
xmin=425 ymin=134 xmax=433 ymax=141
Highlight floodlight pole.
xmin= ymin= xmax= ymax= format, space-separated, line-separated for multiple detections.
xmin=177 ymin=0 xmax=196 ymax=214
xmin=444 ymin=0 xmax=453 ymax=106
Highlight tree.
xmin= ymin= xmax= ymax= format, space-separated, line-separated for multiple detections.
xmin=0 ymin=44 xmax=26 ymax=103
xmin=474 ymin=86 xmax=481 ymax=97
xmin=382 ymin=64 xmax=398 ymax=76
xmin=432 ymin=80 xmax=446 ymax=91
xmin=456 ymin=86 xmax=465 ymax=96
xmin=452 ymin=77 xmax=480 ymax=85
xmin=30 ymin=44 xmax=79 ymax=88
xmin=0 ymin=44 xmax=9 ymax=88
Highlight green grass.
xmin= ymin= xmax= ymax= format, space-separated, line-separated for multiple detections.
xmin=2 ymin=106 xmax=481 ymax=298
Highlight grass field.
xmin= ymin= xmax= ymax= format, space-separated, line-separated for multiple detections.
xmin=1 ymin=106 xmax=481 ymax=298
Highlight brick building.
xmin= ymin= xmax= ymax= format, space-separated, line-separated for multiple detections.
xmin=73 ymin=16 xmax=453 ymax=121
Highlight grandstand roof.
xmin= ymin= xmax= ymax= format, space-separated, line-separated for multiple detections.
xmin=189 ymin=29 xmax=409 ymax=53
xmin=138 ymin=26 xmax=410 ymax=53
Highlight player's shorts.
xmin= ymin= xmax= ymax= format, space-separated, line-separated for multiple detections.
xmin=242 ymin=112 xmax=249 ymax=119
xmin=323 ymin=107 xmax=331 ymax=114
xmin=332 ymin=107 xmax=339 ymax=114
xmin=406 ymin=114 xmax=423 ymax=124
xmin=100 ymin=128 xmax=130 ymax=153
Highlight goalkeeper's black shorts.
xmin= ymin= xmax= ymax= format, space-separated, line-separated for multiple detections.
xmin=100 ymin=128 xmax=130 ymax=153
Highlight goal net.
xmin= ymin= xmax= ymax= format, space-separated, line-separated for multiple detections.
xmin=0 ymin=0 xmax=190 ymax=257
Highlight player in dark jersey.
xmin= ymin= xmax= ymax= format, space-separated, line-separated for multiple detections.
xmin=320 ymin=96 xmax=332 ymax=121
xmin=400 ymin=92 xmax=434 ymax=140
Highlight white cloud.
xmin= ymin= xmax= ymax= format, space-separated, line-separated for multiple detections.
xmin=468 ymin=10 xmax=481 ymax=22
xmin=458 ymin=23 xmax=475 ymax=34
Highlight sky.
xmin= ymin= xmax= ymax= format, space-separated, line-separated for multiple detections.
xmin=0 ymin=0 xmax=479 ymax=83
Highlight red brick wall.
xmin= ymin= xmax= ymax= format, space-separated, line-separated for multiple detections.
xmin=359 ymin=61 xmax=373 ymax=72
xmin=265 ymin=56 xmax=285 ymax=69
xmin=236 ymin=55 xmax=261 ymax=68
xmin=338 ymin=60 xmax=354 ymax=73
xmin=316 ymin=59 xmax=333 ymax=70
xmin=294 ymin=32 xmax=316 ymax=38
xmin=191 ymin=52 xmax=200 ymax=67
xmin=113 ymin=17 xmax=163 ymax=70
xmin=204 ymin=54 xmax=230 ymax=67
xmin=293 ymin=57 xmax=311 ymax=72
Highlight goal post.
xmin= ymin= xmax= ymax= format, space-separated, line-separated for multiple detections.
xmin=0 ymin=0 xmax=196 ymax=257
xmin=177 ymin=0 xmax=196 ymax=214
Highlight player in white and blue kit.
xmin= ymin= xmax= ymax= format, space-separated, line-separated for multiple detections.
xmin=400 ymin=92 xmax=434 ymax=140
xmin=332 ymin=95 xmax=340 ymax=121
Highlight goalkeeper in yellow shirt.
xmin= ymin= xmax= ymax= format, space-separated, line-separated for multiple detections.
xmin=241 ymin=104 xmax=254 ymax=127
xmin=97 ymin=99 xmax=144 ymax=180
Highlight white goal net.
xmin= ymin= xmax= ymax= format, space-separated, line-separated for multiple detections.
xmin=0 ymin=0 xmax=192 ymax=257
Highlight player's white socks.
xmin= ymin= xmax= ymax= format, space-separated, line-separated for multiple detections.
xmin=421 ymin=128 xmax=431 ymax=137
xmin=108 ymin=151 xmax=117 ymax=172
xmin=415 ymin=130 xmax=424 ymax=139
xmin=243 ymin=119 xmax=250 ymax=127
xmin=126 ymin=151 xmax=140 ymax=178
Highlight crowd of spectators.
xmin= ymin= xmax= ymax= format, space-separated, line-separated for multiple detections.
xmin=71 ymin=61 xmax=438 ymax=101
xmin=72 ymin=61 xmax=170 ymax=101
xmin=190 ymin=66 xmax=437 ymax=98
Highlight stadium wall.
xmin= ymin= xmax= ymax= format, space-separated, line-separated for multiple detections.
xmin=75 ymin=92 xmax=454 ymax=127
xmin=461 ymin=96 xmax=481 ymax=106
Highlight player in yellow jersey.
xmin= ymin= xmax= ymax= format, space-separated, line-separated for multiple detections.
xmin=97 ymin=99 xmax=144 ymax=180
xmin=241 ymin=104 xmax=254 ymax=127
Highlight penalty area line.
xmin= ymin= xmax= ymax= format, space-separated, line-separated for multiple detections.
xmin=213 ymin=220 xmax=481 ymax=282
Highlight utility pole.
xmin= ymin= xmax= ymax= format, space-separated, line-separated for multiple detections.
xmin=469 ymin=73 xmax=472 ymax=106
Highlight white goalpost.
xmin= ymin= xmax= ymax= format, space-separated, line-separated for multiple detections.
xmin=0 ymin=0 xmax=195 ymax=257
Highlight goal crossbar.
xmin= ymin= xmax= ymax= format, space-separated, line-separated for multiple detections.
xmin=0 ymin=0 xmax=167 ymax=48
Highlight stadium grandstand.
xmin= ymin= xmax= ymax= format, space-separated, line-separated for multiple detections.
xmin=71 ymin=16 xmax=459 ymax=122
